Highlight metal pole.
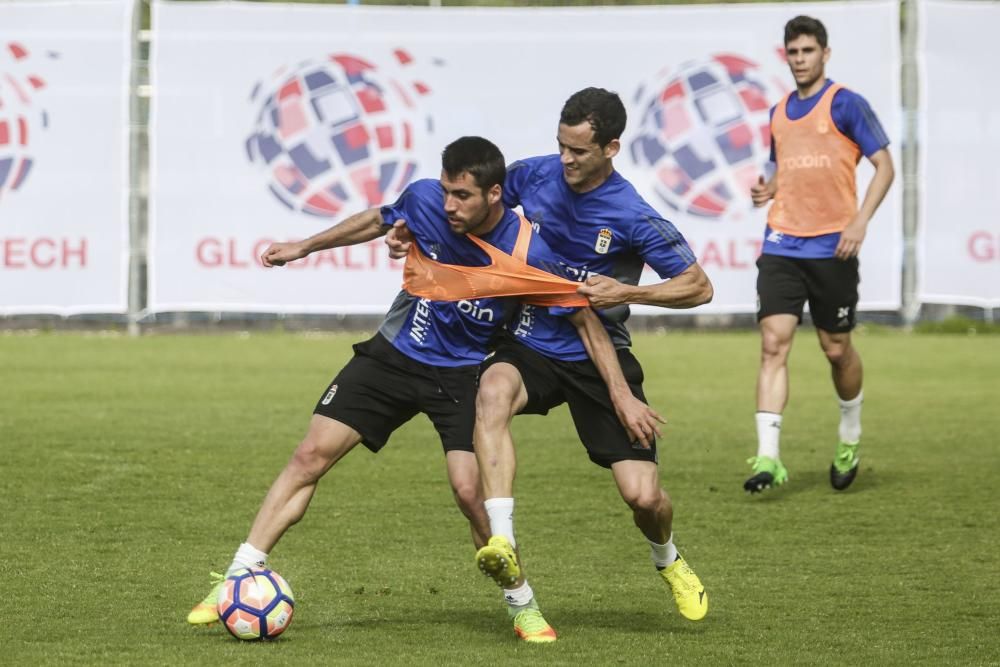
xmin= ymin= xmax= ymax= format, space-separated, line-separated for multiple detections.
xmin=900 ymin=0 xmax=920 ymax=328
xmin=126 ymin=0 xmax=145 ymax=336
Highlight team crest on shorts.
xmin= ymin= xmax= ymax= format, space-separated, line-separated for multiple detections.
xmin=595 ymin=228 xmax=613 ymax=254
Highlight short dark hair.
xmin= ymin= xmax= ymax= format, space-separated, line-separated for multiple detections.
xmin=784 ymin=15 xmax=828 ymax=49
xmin=559 ymin=87 xmax=627 ymax=148
xmin=441 ymin=136 xmax=506 ymax=191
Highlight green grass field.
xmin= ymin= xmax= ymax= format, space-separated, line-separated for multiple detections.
xmin=2 ymin=329 xmax=998 ymax=665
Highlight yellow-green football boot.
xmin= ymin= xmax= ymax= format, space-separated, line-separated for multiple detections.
xmin=830 ymin=441 xmax=860 ymax=490
xmin=744 ymin=455 xmax=788 ymax=494
xmin=186 ymin=571 xmax=225 ymax=624
xmin=660 ymin=556 xmax=708 ymax=621
xmin=511 ymin=604 xmax=557 ymax=643
xmin=475 ymin=536 xmax=520 ymax=588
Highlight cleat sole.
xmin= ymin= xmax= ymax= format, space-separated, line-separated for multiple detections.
xmin=830 ymin=463 xmax=859 ymax=490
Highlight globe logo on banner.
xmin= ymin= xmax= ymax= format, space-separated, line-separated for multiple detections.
xmin=629 ymin=54 xmax=785 ymax=221
xmin=246 ymin=50 xmax=432 ymax=218
xmin=0 ymin=41 xmax=56 ymax=202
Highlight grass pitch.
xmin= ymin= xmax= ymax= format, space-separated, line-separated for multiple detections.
xmin=2 ymin=329 xmax=998 ymax=665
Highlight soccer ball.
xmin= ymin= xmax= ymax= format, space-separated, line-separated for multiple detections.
xmin=217 ymin=568 xmax=295 ymax=641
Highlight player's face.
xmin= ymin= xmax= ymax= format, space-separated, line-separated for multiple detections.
xmin=557 ymin=122 xmax=619 ymax=193
xmin=785 ymin=34 xmax=830 ymax=94
xmin=440 ymin=170 xmax=498 ymax=235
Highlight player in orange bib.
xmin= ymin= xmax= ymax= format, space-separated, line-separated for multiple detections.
xmin=747 ymin=15 xmax=895 ymax=493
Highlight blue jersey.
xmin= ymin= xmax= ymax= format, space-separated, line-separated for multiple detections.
xmin=764 ymin=79 xmax=891 ymax=259
xmin=505 ymin=155 xmax=696 ymax=360
xmin=378 ymin=178 xmax=573 ymax=367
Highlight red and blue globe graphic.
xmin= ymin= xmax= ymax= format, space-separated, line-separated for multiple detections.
xmin=629 ymin=54 xmax=785 ymax=221
xmin=245 ymin=50 xmax=431 ymax=218
xmin=0 ymin=41 xmax=54 ymax=201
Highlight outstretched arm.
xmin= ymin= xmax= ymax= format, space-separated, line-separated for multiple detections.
xmin=835 ymin=147 xmax=895 ymax=260
xmin=567 ymin=308 xmax=665 ymax=448
xmin=261 ymin=207 xmax=387 ymax=267
xmin=577 ymin=262 xmax=713 ymax=310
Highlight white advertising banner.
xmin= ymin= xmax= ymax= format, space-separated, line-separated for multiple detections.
xmin=0 ymin=0 xmax=132 ymax=315
xmin=918 ymin=0 xmax=1000 ymax=308
xmin=150 ymin=0 xmax=900 ymax=314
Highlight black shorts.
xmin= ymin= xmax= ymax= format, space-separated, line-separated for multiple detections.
xmin=480 ymin=336 xmax=657 ymax=469
xmin=313 ymin=334 xmax=477 ymax=454
xmin=756 ymin=253 xmax=860 ymax=333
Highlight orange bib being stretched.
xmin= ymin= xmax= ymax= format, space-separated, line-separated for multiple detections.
xmin=402 ymin=216 xmax=588 ymax=308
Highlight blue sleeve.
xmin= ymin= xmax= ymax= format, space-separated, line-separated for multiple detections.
xmin=503 ymin=160 xmax=531 ymax=208
xmin=832 ymin=90 xmax=890 ymax=158
xmin=378 ymin=180 xmax=441 ymax=254
xmin=631 ymin=213 xmax=697 ymax=279
xmin=380 ymin=190 xmax=411 ymax=229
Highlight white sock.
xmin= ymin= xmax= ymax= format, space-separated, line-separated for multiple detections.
xmin=648 ymin=534 xmax=678 ymax=570
xmin=755 ymin=411 xmax=783 ymax=460
xmin=227 ymin=542 xmax=268 ymax=577
xmin=838 ymin=390 xmax=863 ymax=444
xmin=502 ymin=581 xmax=535 ymax=609
xmin=484 ymin=497 xmax=516 ymax=548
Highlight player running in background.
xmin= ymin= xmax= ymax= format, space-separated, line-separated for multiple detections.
xmin=746 ymin=15 xmax=894 ymax=493
xmin=388 ymin=88 xmax=714 ymax=624
xmin=186 ymin=136 xmax=660 ymax=643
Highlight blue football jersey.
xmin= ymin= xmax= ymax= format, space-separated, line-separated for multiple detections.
xmin=378 ymin=178 xmax=573 ymax=367
xmin=504 ymin=155 xmax=696 ymax=360
xmin=764 ymin=79 xmax=891 ymax=259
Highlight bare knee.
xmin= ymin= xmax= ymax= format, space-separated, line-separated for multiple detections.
xmin=475 ymin=367 xmax=520 ymax=424
xmin=286 ymin=416 xmax=359 ymax=482
xmin=759 ymin=316 xmax=797 ymax=368
xmin=451 ymin=478 xmax=484 ymax=518
xmin=445 ymin=450 xmax=485 ymax=520
xmin=825 ymin=346 xmax=847 ymax=366
xmin=761 ymin=333 xmax=791 ymax=367
xmin=820 ymin=335 xmax=853 ymax=367
xmin=288 ymin=436 xmax=334 ymax=483
xmin=621 ymin=485 xmax=668 ymax=515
